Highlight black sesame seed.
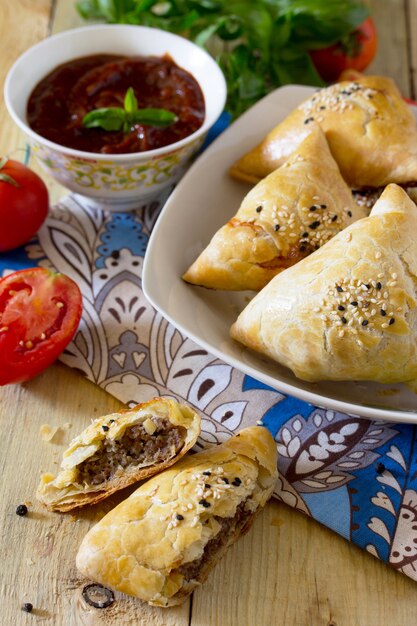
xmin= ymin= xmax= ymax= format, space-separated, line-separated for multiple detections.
xmin=302 ymin=232 xmax=309 ymax=238
xmin=376 ymin=282 xmax=382 ymax=290
xmin=338 ymin=305 xmax=345 ymax=311
xmin=309 ymin=205 xmax=317 ymax=211
xmin=255 ymin=205 xmax=263 ymax=213
xmin=274 ymin=224 xmax=280 ymax=231
xmin=320 ymin=105 xmax=326 ymax=109
xmin=331 ymin=215 xmax=338 ymax=222
xmin=232 ymin=477 xmax=242 ymax=486
xmin=351 ymin=301 xmax=358 ymax=306
xmin=22 ymin=603 xmax=33 ymax=613
xmin=202 ymin=471 xmax=211 ymax=476
xmin=389 ymin=318 xmax=395 ymax=325
xmin=365 ymin=284 xmax=371 ymax=289
xmin=176 ymin=514 xmax=184 ymax=521
xmin=109 ymin=419 xmax=115 ymax=423
xmin=347 ymin=210 xmax=352 ymax=217
xmin=16 ymin=504 xmax=28 ymax=517
xmin=199 ymin=499 xmax=211 ymax=508
xmin=380 ymin=309 xmax=387 ymax=316
xmin=102 ymin=425 xmax=109 ymax=432
xmin=376 ymin=462 xmax=386 ymax=475
xmin=362 ymin=320 xmax=369 ymax=326
xmin=304 ymin=117 xmax=314 ymax=124
xmin=336 ymin=286 xmax=343 ymax=293
xmin=222 ymin=477 xmax=229 ymax=484
xmin=309 ymin=220 xmax=320 ymax=230
xmin=341 ymin=316 xmax=347 ymax=324
xmin=204 ymin=483 xmax=211 ymax=489
xmin=320 ymin=204 xmax=327 ymax=209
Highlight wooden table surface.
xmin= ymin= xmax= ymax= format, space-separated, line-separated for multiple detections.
xmin=2 ymin=1 xmax=417 ymax=625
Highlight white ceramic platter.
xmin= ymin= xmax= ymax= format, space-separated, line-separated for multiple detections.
xmin=143 ymin=85 xmax=417 ymax=423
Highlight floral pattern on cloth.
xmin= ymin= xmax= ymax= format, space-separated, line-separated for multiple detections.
xmin=2 ymin=191 xmax=417 ymax=583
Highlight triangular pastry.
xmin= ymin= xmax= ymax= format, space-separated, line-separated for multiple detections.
xmin=76 ymin=427 xmax=277 ymax=607
xmin=183 ymin=127 xmax=366 ymax=291
xmin=36 ymin=398 xmax=200 ymax=511
xmin=230 ymin=76 xmax=417 ymax=189
xmin=230 ymin=184 xmax=417 ymax=390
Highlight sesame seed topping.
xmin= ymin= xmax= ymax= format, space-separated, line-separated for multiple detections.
xmin=338 ymin=305 xmax=345 ymax=311
xmin=102 ymin=425 xmax=109 ymax=432
xmin=336 ymin=286 xmax=343 ymax=293
xmin=362 ymin=320 xmax=369 ymax=326
xmin=232 ymin=477 xmax=242 ymax=486
xmin=256 ymin=206 xmax=262 ymax=213
xmin=389 ymin=318 xmax=395 ymax=325
xmin=56 ymin=301 xmax=64 ymax=308
xmin=341 ymin=316 xmax=347 ymax=324
xmin=274 ymin=224 xmax=280 ymax=231
xmin=309 ymin=220 xmax=321 ymax=230
xmin=176 ymin=514 xmax=184 ymax=521
xmin=199 ymin=499 xmax=210 ymax=508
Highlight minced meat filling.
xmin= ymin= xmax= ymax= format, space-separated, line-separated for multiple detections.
xmin=77 ymin=417 xmax=186 ymax=485
xmin=175 ymin=500 xmax=255 ymax=585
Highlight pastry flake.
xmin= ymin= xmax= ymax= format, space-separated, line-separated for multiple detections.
xmin=230 ymin=184 xmax=417 ymax=389
xmin=36 ymin=397 xmax=201 ymax=511
xmin=230 ymin=76 xmax=417 ymax=189
xmin=76 ymin=426 xmax=277 ymax=607
xmin=183 ymin=126 xmax=365 ymax=291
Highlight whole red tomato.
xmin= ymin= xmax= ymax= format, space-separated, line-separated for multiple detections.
xmin=0 ymin=158 xmax=49 ymax=252
xmin=0 ymin=267 xmax=82 ymax=385
xmin=310 ymin=17 xmax=377 ymax=83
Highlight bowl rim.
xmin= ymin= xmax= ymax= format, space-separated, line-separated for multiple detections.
xmin=4 ymin=23 xmax=227 ymax=162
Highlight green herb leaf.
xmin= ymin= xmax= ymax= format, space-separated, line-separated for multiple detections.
xmin=131 ymin=108 xmax=179 ymax=126
xmin=83 ymin=107 xmax=126 ymax=131
xmin=124 ymin=87 xmax=138 ymax=113
xmin=82 ymin=89 xmax=178 ymax=131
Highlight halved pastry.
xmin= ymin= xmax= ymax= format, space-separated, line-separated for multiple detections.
xmin=231 ymin=184 xmax=417 ymax=389
xmin=230 ymin=76 xmax=417 ymax=189
xmin=36 ymin=397 xmax=201 ymax=511
xmin=76 ymin=426 xmax=277 ymax=607
xmin=183 ymin=127 xmax=365 ymax=291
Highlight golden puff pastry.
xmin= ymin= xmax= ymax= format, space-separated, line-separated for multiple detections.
xmin=183 ymin=127 xmax=365 ymax=291
xmin=36 ymin=397 xmax=200 ymax=512
xmin=230 ymin=76 xmax=417 ymax=189
xmin=231 ymin=184 xmax=417 ymax=389
xmin=76 ymin=426 xmax=277 ymax=607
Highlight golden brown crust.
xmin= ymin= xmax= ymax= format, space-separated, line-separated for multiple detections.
xmin=231 ymin=184 xmax=417 ymax=389
xmin=230 ymin=76 xmax=417 ymax=189
xmin=76 ymin=427 xmax=277 ymax=607
xmin=36 ymin=397 xmax=201 ymax=511
xmin=183 ymin=127 xmax=366 ymax=291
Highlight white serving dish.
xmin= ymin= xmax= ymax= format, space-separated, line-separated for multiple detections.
xmin=143 ymin=84 xmax=417 ymax=424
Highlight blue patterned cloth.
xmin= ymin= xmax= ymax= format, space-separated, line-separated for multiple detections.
xmin=2 ymin=114 xmax=417 ymax=583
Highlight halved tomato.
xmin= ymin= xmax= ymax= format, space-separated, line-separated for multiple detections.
xmin=0 ymin=267 xmax=82 ymax=385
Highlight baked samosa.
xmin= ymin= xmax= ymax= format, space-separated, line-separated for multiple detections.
xmin=231 ymin=184 xmax=417 ymax=390
xmin=230 ymin=76 xmax=417 ymax=190
xmin=183 ymin=127 xmax=365 ymax=291
xmin=76 ymin=426 xmax=277 ymax=607
xmin=37 ymin=398 xmax=200 ymax=511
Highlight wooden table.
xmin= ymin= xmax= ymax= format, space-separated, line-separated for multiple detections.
xmin=2 ymin=1 xmax=417 ymax=624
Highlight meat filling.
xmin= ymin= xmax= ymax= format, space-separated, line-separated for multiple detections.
xmin=77 ymin=418 xmax=186 ymax=486
xmin=175 ymin=500 xmax=255 ymax=588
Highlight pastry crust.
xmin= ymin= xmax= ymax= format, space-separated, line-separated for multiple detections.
xmin=230 ymin=76 xmax=417 ymax=189
xmin=76 ymin=426 xmax=277 ymax=607
xmin=230 ymin=184 xmax=417 ymax=389
xmin=36 ymin=397 xmax=201 ymax=511
xmin=183 ymin=127 xmax=366 ymax=291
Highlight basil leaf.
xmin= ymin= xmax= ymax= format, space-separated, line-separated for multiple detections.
xmin=124 ymin=87 xmax=138 ymax=113
xmin=82 ymin=107 xmax=126 ymax=131
xmin=130 ymin=108 xmax=178 ymax=126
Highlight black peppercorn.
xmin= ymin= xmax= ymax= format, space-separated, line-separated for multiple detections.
xmin=16 ymin=504 xmax=28 ymax=517
xmin=22 ymin=603 xmax=33 ymax=613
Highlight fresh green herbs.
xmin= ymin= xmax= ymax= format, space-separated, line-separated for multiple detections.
xmin=77 ymin=0 xmax=369 ymax=119
xmin=82 ymin=87 xmax=178 ymax=131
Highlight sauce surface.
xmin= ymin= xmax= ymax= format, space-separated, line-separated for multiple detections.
xmin=27 ymin=54 xmax=205 ymax=154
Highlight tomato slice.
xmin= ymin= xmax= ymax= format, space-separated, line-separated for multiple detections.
xmin=0 ymin=268 xmax=82 ymax=385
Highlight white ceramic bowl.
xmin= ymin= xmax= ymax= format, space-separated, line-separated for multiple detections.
xmin=4 ymin=24 xmax=227 ymax=211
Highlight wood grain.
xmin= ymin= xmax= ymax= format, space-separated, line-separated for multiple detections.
xmin=2 ymin=1 xmax=417 ymax=625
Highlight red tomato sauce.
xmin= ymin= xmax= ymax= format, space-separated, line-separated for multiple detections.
xmin=27 ymin=54 xmax=205 ymax=154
